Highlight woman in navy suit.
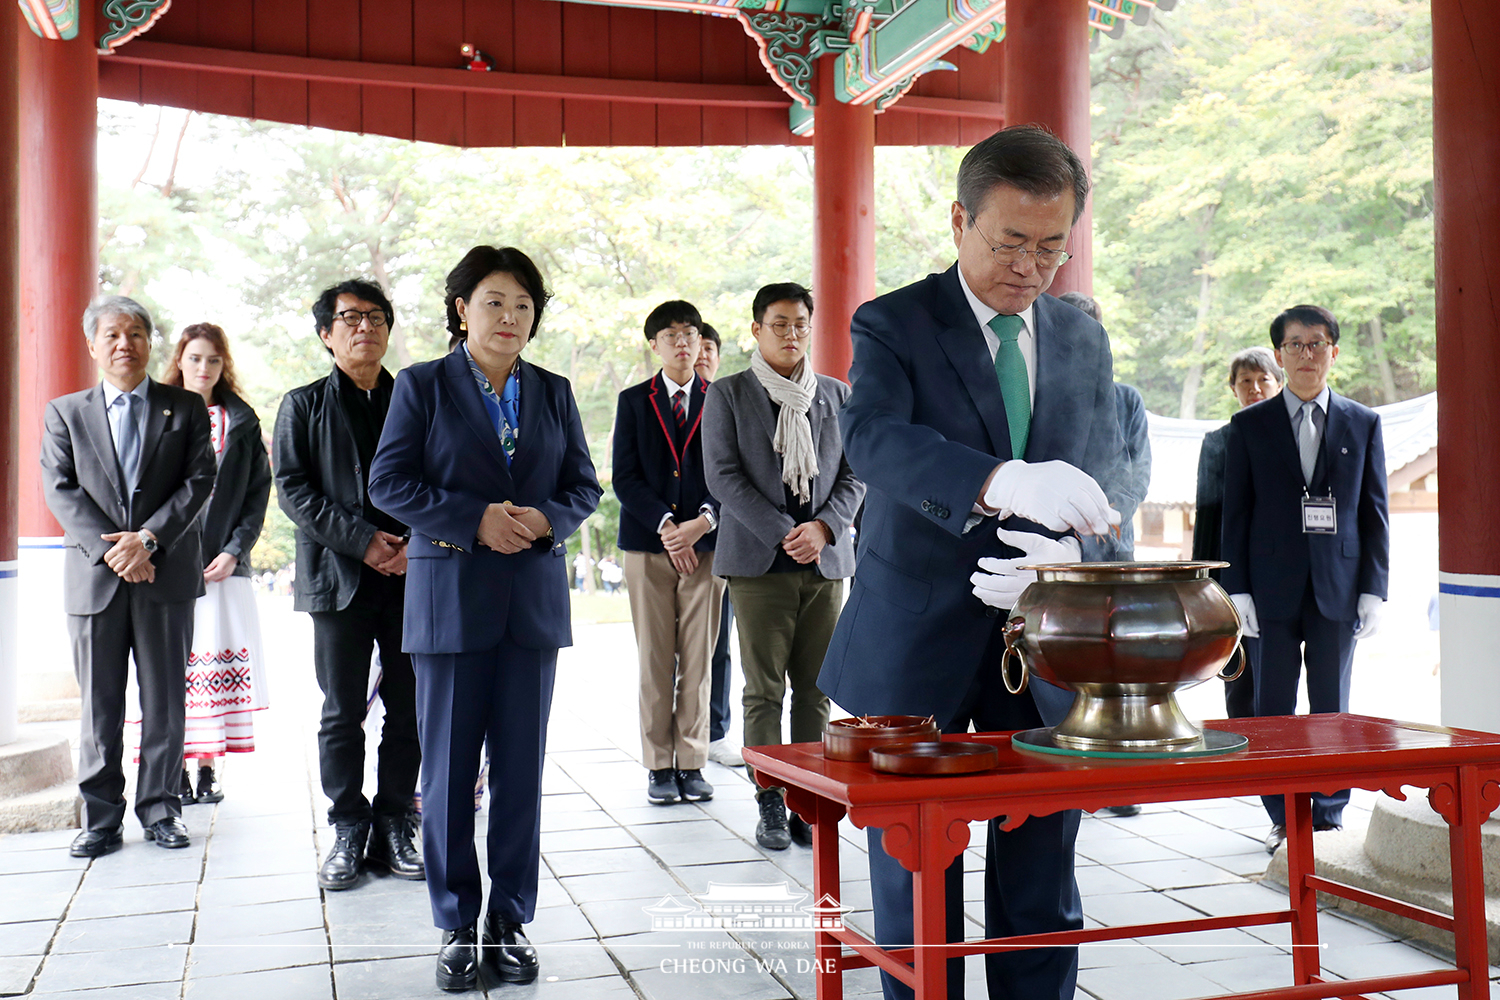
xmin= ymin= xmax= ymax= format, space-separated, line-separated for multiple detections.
xmin=369 ymin=246 xmax=601 ymax=992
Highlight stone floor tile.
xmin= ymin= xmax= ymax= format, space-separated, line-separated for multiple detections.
xmin=498 ymin=975 xmax=640 ymax=998
xmin=331 ymin=954 xmax=455 ymax=999
xmin=202 ymin=844 xmax=316 ymax=880
xmin=1074 ymin=836 xmax=1187 ymax=866
xmin=529 ymin=902 xmax=600 ymax=944
xmin=0 ymin=849 xmax=91 ymax=876
xmin=182 ymin=962 xmax=334 ymax=999
xmin=1205 ymin=848 xmax=1278 ymax=879
xmin=550 ymin=748 xmax=638 ymax=765
xmin=1316 ymin=940 xmax=1453 ymax=983
xmin=1150 ymin=827 xmax=1267 ymax=858
xmin=1077 ymin=958 xmax=1230 ymax=1000
xmin=0 ymin=869 xmax=85 ymax=899
xmin=0 ymin=918 xmax=57 ymax=957
xmin=672 ymin=862 xmax=799 ymax=895
xmin=541 ymin=827 xmax=636 ymax=853
xmin=1109 ymin=857 xmax=1246 ymax=891
xmin=1084 ymin=891 xmax=1207 ymax=929
xmin=532 ymin=940 xmax=622 ymax=982
xmin=560 ymin=868 xmax=684 ymax=903
xmin=1078 ymin=941 xmax=1174 ymax=969
xmin=630 ymin=820 xmax=738 ymax=847
xmin=189 ymin=927 xmax=329 ymax=978
xmin=608 ymin=804 xmax=715 ymax=827
xmin=196 ymin=871 xmax=317 ymax=908
xmin=0 ymin=891 xmax=74 ymax=926
xmin=1096 ymin=811 xmax=1226 ymax=839
xmin=581 ymin=896 xmax=679 ymax=939
xmin=1076 ymin=817 xmax=1144 ymax=843
xmin=691 ymin=797 xmax=762 ymax=829
xmin=541 ymin=792 xmax=602 ymax=814
xmin=31 ymin=983 xmax=181 ymax=1000
xmin=1317 ymin=912 xmax=1424 ymax=949
xmin=53 ymin=911 xmax=195 ymax=953
xmin=321 ymin=882 xmax=430 ymax=924
xmin=541 ymin=811 xmax=623 ymax=833
xmin=542 ymin=771 xmax=584 ymax=796
xmin=31 ymin=944 xmax=188 ymax=994
xmin=195 ymin=896 xmax=326 ymax=942
xmin=328 ymin=919 xmax=434 ymax=963
xmin=633 ymin=954 xmax=793 ymax=1000
xmin=78 ymin=852 xmax=204 ymax=891
xmin=606 ymin=930 xmax=742 ymax=971
xmin=1144 ymin=927 xmax=1285 ymax=964
xmin=1163 ymin=880 xmax=1289 ymax=918
xmin=1076 ymin=865 xmax=1150 ymax=897
xmin=649 ymin=839 xmax=766 ymax=868
xmin=545 ymin=846 xmax=663 ymax=879
xmin=0 ymin=830 xmax=83 ymax=854
xmin=1193 ymin=952 xmax=1300 ymax=992
xmin=534 ymin=877 xmax=572 ymax=909
xmin=65 ymin=881 xmax=198 ymax=921
xmin=0 ymin=953 xmax=43 ymax=995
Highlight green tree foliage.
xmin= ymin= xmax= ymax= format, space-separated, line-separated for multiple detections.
xmin=1091 ymin=0 xmax=1434 ymax=418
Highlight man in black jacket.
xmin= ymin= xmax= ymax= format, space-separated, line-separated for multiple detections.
xmin=274 ymin=279 xmax=423 ymax=890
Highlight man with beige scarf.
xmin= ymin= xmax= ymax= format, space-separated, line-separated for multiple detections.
xmin=702 ymin=282 xmax=865 ymax=851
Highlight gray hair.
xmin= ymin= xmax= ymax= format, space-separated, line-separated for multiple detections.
xmin=1228 ymin=346 xmax=1283 ymax=387
xmin=1057 ymin=291 xmax=1101 ymax=323
xmin=83 ymin=295 xmax=154 ymax=342
xmin=956 ymin=125 xmax=1091 ymax=225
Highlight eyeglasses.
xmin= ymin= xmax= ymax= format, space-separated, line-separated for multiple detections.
xmin=968 ymin=216 xmax=1072 ymax=269
xmin=1280 ymin=340 xmax=1333 ymax=357
xmin=334 ymin=309 xmax=389 ymax=328
xmin=657 ymin=329 xmax=700 ymax=345
xmin=766 ymin=321 xmax=812 ymax=340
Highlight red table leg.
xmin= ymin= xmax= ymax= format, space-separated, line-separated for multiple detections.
xmin=1449 ymin=767 xmax=1492 ymax=1000
xmin=912 ymin=803 xmax=950 ymax=1000
xmin=812 ymin=796 xmax=844 ymax=1000
xmin=1283 ymin=792 xmax=1322 ymax=985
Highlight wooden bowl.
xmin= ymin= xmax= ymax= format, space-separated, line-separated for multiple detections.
xmin=869 ymin=741 xmax=1000 ymax=775
xmin=822 ymin=715 xmax=941 ymax=762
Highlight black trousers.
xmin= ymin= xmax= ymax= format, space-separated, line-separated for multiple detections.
xmin=867 ymin=625 xmax=1082 ymax=1000
xmin=69 ymin=584 xmax=193 ymax=831
xmin=1255 ymin=581 xmax=1357 ymax=827
xmin=709 ymin=589 xmax=733 ymax=742
xmin=309 ymin=569 xmax=420 ymax=826
xmin=1223 ymin=635 xmax=1261 ymax=719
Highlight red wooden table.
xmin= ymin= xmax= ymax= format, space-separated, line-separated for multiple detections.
xmin=745 ymin=714 xmax=1500 ymax=1000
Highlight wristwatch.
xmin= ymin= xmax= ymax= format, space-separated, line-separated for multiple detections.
xmin=138 ymin=530 xmax=158 ymax=554
xmin=700 ymin=505 xmax=718 ymax=532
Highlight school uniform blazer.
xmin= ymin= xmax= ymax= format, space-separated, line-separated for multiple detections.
xmin=701 ymin=368 xmax=865 ymax=580
xmin=612 ymin=372 xmax=717 ymax=554
xmin=1220 ymin=390 xmax=1389 ymax=622
xmin=817 ymin=267 xmax=1127 ymax=729
xmin=40 ymin=379 xmax=217 ymax=615
xmin=368 ymin=350 xmax=602 ymax=655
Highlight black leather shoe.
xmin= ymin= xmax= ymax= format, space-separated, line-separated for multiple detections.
xmin=143 ymin=817 xmax=190 ymax=849
xmin=436 ymin=924 xmax=479 ymax=992
xmin=756 ymin=790 xmax=791 ymax=851
xmin=482 ymin=913 xmax=539 ymax=982
xmin=69 ymin=827 xmax=123 ymax=858
xmin=318 ymin=821 xmax=370 ymax=890
xmin=647 ymin=768 xmax=680 ymax=804
xmin=1314 ymin=822 xmax=1343 ymax=833
xmin=675 ymin=768 xmax=713 ymax=802
xmin=367 ymin=812 xmax=425 ymax=880
xmin=788 ymin=813 xmax=813 ymax=847
xmin=177 ymin=768 xmax=197 ymax=808
xmin=1264 ymin=824 xmax=1288 ymax=855
xmin=1103 ymin=804 xmax=1141 ymax=817
xmin=196 ymin=765 xmax=224 ymax=804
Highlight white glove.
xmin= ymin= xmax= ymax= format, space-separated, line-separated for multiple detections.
xmin=1354 ymin=593 xmax=1384 ymax=640
xmin=971 ymin=530 xmax=1082 ymax=609
xmin=983 ymin=460 xmax=1121 ymax=537
xmin=1229 ymin=593 xmax=1260 ymax=638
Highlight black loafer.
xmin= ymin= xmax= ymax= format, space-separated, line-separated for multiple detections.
xmin=482 ymin=914 xmax=538 ymax=982
xmin=675 ymin=768 xmax=714 ymax=802
xmin=436 ymin=924 xmax=479 ymax=991
xmin=143 ymin=817 xmax=190 ymax=849
xmin=789 ymin=813 xmax=813 ymax=847
xmin=1264 ymin=824 xmax=1288 ymax=855
xmin=69 ymin=827 xmax=123 ymax=858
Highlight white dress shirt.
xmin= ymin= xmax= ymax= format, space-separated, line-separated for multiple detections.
xmin=956 ymin=266 xmax=1037 ymax=406
xmin=101 ymin=376 xmax=151 ymax=468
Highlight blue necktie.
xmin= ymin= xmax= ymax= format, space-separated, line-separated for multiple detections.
xmin=115 ymin=391 xmax=142 ymax=496
xmin=988 ymin=314 xmax=1031 ymax=459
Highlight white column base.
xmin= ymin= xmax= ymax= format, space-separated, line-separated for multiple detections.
xmin=1438 ymin=571 xmax=1500 ymax=734
xmin=0 ymin=561 xmax=16 ymax=746
xmin=17 ymin=538 xmax=77 ymax=714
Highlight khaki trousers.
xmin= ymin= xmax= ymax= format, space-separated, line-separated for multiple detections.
xmin=625 ymin=550 xmax=724 ymax=771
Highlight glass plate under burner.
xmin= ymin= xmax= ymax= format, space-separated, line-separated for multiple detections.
xmin=1011 ymin=727 xmax=1249 ymax=759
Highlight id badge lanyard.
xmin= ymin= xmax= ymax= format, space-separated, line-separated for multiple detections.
xmin=1301 ymin=490 xmax=1337 ymax=534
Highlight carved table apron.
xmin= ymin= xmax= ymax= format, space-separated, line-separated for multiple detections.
xmin=745 ymin=714 xmax=1500 ymax=1000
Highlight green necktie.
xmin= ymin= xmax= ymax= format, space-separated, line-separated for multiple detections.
xmin=988 ymin=313 xmax=1031 ymax=459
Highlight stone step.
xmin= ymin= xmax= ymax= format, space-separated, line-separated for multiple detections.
xmin=0 ymin=733 xmax=72 ymax=796
xmin=0 ymin=781 xmax=80 ymax=834
xmin=18 ymin=699 xmax=80 ymax=723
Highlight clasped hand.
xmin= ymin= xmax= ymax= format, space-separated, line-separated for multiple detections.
xmin=362 ymin=531 xmax=408 ymax=575
xmin=661 ymin=516 xmax=711 ymax=575
xmin=782 ymin=520 xmax=831 ymax=566
xmin=478 ymin=503 xmax=551 ymax=555
xmin=102 ymin=530 xmax=155 ymax=584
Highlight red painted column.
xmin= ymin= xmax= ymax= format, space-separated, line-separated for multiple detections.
xmin=1432 ymin=1 xmax=1500 ymax=732
xmin=1 ymin=6 xmax=20 ymax=744
xmin=17 ymin=2 xmax=97 ymax=537
xmin=812 ymin=55 xmax=875 ymax=383
xmin=1001 ymin=0 xmax=1092 ymax=297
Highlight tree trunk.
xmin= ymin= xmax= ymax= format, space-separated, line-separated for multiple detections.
xmin=367 ymin=243 xmax=414 ymax=369
xmin=1365 ymin=316 xmax=1399 ymax=404
xmin=1178 ymin=262 xmax=1213 ymax=419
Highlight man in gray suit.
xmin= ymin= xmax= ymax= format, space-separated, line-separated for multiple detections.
xmin=40 ymin=295 xmax=216 ymax=857
xmin=702 ymin=282 xmax=865 ymax=851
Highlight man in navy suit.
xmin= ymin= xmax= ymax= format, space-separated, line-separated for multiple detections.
xmin=613 ymin=300 xmax=723 ymax=806
xmin=1221 ymin=304 xmax=1389 ymax=855
xmin=818 ymin=126 xmax=1126 ymax=1000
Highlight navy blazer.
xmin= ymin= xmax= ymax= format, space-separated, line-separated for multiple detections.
xmin=1220 ymin=390 xmax=1389 ymax=622
xmin=818 ymin=266 xmax=1126 ymax=729
xmin=612 ymin=372 xmax=716 ymax=554
xmin=368 ymin=350 xmax=602 ymax=655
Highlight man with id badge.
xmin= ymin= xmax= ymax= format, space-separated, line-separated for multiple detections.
xmin=1221 ymin=304 xmax=1390 ymax=855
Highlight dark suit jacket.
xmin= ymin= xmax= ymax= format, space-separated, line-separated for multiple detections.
xmin=200 ymin=390 xmax=272 ymax=578
xmin=817 ymin=266 xmax=1126 ymax=728
xmin=273 ymin=367 xmax=401 ymax=614
xmin=1191 ymin=424 xmax=1231 ymax=580
xmin=1220 ymin=390 xmax=1389 ymax=622
xmin=701 ymin=369 xmax=864 ymax=580
xmin=40 ymin=379 xmax=217 ymax=614
xmin=612 ymin=372 xmax=717 ymax=554
xmin=368 ymin=351 xmax=602 ymax=655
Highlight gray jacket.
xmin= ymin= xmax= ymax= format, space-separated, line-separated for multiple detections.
xmin=701 ymin=368 xmax=864 ymax=579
